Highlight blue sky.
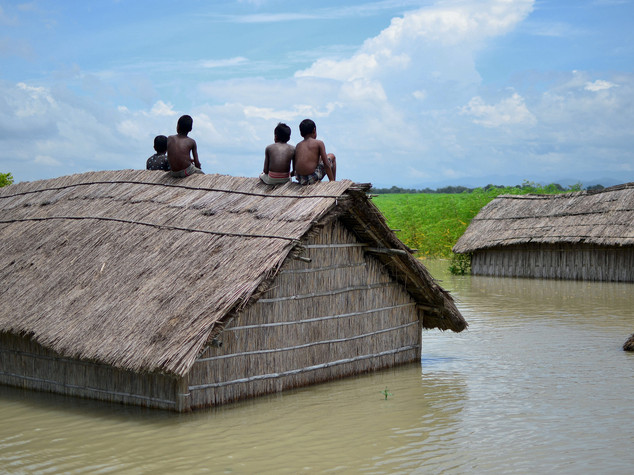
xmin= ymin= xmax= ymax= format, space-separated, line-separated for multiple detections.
xmin=1 ymin=0 xmax=633 ymax=188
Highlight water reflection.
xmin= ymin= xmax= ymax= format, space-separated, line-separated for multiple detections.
xmin=1 ymin=260 xmax=633 ymax=473
xmin=1 ymin=366 xmax=468 ymax=473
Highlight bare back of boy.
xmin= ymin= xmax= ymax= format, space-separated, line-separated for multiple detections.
xmin=264 ymin=142 xmax=295 ymax=175
xmin=295 ymin=137 xmax=335 ymax=180
xmin=167 ymin=134 xmax=200 ymax=172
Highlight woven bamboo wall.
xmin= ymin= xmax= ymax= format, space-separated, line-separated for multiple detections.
xmin=471 ymin=244 xmax=634 ymax=281
xmin=187 ymin=220 xmax=422 ymax=409
xmin=0 ymin=332 xmax=181 ymax=410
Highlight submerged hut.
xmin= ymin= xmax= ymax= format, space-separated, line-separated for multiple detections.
xmin=0 ymin=170 xmax=466 ymax=411
xmin=453 ymin=182 xmax=634 ymax=281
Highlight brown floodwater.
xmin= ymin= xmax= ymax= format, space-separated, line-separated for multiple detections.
xmin=1 ymin=259 xmax=633 ymax=473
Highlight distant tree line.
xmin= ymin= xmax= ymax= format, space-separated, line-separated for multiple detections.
xmin=370 ymin=180 xmax=606 ymax=194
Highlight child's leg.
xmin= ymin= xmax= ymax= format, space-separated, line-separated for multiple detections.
xmin=327 ymin=153 xmax=336 ymax=180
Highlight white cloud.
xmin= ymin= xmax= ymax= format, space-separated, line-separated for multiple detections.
xmin=243 ymin=102 xmax=339 ymax=121
xmin=199 ymin=57 xmax=249 ymax=68
xmin=150 ymin=101 xmax=177 ymax=116
xmin=233 ymin=13 xmax=318 ymax=23
xmin=14 ymin=82 xmax=56 ymax=117
xmin=34 ymin=155 xmax=61 ymax=166
xmin=294 ymin=0 xmax=534 ymax=111
xmin=585 ymin=80 xmax=617 ymax=92
xmin=340 ymin=79 xmax=387 ymax=102
xmin=462 ymin=93 xmax=537 ymax=127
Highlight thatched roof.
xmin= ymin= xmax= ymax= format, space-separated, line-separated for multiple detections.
xmin=453 ymin=182 xmax=634 ymax=254
xmin=0 ymin=170 xmax=465 ymax=377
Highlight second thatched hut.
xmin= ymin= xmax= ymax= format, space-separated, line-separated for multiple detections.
xmin=453 ymin=182 xmax=634 ymax=281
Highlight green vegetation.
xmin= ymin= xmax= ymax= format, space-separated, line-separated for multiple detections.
xmin=0 ymin=172 xmax=13 ymax=188
xmin=448 ymin=253 xmax=472 ymax=275
xmin=373 ymin=181 xmax=583 ymax=260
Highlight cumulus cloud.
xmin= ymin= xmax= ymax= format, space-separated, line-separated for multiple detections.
xmin=461 ymin=93 xmax=537 ymax=127
xmin=585 ymin=79 xmax=617 ymax=92
xmin=297 ymin=0 xmax=534 ymax=84
xmin=150 ymin=101 xmax=177 ymax=116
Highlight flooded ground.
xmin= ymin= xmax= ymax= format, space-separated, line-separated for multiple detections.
xmin=1 ymin=260 xmax=633 ymax=473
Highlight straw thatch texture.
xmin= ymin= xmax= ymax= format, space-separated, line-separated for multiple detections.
xmin=187 ymin=220 xmax=422 ymax=408
xmin=453 ymin=182 xmax=634 ymax=253
xmin=0 ymin=170 xmax=354 ymax=377
xmin=1 ymin=332 xmax=179 ymax=410
xmin=0 ymin=170 xmax=465 ymax=385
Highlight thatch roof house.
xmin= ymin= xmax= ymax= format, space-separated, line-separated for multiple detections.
xmin=0 ymin=170 xmax=466 ymax=411
xmin=453 ymin=182 xmax=634 ymax=281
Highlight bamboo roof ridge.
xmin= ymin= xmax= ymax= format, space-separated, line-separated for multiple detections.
xmin=1 ymin=170 xmax=465 ymax=378
xmin=453 ymin=182 xmax=634 ymax=254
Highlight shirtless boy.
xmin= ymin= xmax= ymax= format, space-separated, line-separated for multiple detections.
xmin=294 ymin=119 xmax=336 ymax=185
xmin=167 ymin=115 xmax=203 ymax=178
xmin=260 ymin=122 xmax=295 ymax=185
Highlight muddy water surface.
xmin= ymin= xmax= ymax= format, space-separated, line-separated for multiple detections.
xmin=1 ymin=260 xmax=633 ymax=473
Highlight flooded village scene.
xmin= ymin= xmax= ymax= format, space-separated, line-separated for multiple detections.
xmin=1 ymin=1 xmax=633 ymax=474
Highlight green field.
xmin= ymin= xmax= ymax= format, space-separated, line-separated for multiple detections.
xmin=373 ymin=192 xmax=489 ymax=258
xmin=372 ymin=183 xmax=581 ymax=260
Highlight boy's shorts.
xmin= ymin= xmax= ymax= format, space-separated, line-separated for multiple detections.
xmin=295 ymin=163 xmax=326 ymax=186
xmin=169 ymin=163 xmax=203 ymax=178
xmin=259 ymin=172 xmax=291 ymax=185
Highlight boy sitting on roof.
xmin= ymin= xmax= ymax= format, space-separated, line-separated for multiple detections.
xmin=259 ymin=122 xmax=295 ymax=185
xmin=294 ymin=119 xmax=336 ymax=185
xmin=167 ymin=115 xmax=204 ymax=178
xmin=146 ymin=135 xmax=170 ymax=171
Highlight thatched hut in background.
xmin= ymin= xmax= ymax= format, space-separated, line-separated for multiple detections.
xmin=0 ymin=170 xmax=466 ymax=411
xmin=453 ymin=183 xmax=634 ymax=281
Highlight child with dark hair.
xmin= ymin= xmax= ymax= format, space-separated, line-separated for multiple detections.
xmin=146 ymin=135 xmax=170 ymax=171
xmin=167 ymin=114 xmax=204 ymax=177
xmin=260 ymin=122 xmax=295 ymax=185
xmin=294 ymin=118 xmax=336 ymax=185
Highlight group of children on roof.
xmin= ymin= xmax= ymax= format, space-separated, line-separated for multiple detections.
xmin=146 ymin=115 xmax=336 ymax=185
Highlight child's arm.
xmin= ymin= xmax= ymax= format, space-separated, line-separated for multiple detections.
xmin=191 ymin=140 xmax=201 ymax=169
xmin=290 ymin=147 xmax=295 ymax=176
xmin=263 ymin=147 xmax=270 ymax=174
xmin=319 ymin=141 xmax=335 ymax=181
